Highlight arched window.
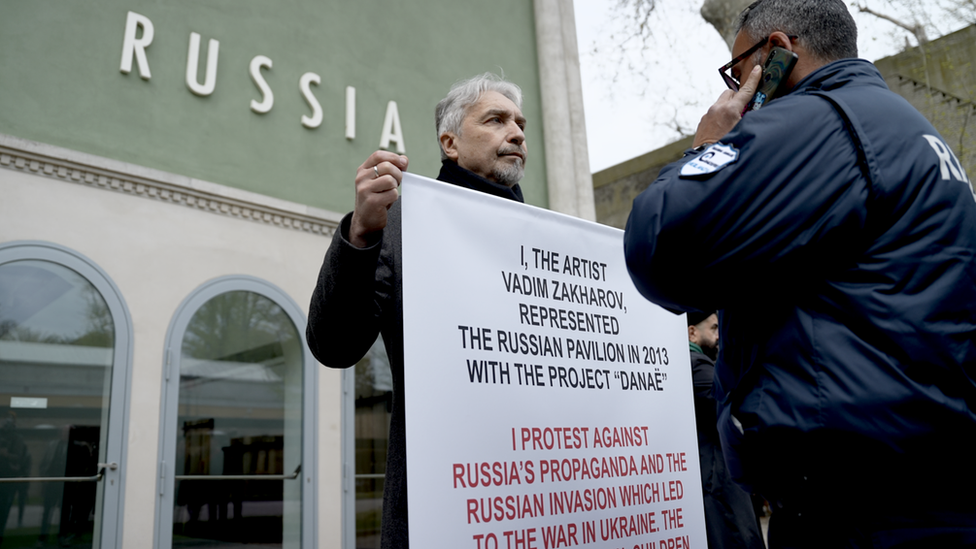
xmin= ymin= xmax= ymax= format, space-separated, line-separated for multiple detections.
xmin=0 ymin=241 xmax=132 ymax=549
xmin=156 ymin=276 xmax=316 ymax=549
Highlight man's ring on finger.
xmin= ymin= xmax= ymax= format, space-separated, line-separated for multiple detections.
xmin=373 ymin=165 xmax=380 ymax=179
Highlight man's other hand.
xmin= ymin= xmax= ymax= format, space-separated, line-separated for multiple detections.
xmin=692 ymin=65 xmax=762 ymax=149
xmin=349 ymin=151 xmax=409 ymax=248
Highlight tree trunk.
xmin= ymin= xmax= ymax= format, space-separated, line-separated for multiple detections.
xmin=700 ymin=0 xmax=754 ymax=50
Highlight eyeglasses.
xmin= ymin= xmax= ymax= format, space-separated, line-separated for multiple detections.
xmin=718 ymin=35 xmax=797 ymax=91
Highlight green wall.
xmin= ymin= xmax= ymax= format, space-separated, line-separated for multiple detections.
xmin=0 ymin=1 xmax=549 ymax=212
xmin=873 ymin=25 xmax=976 ymax=102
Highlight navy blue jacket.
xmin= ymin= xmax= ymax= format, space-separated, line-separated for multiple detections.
xmin=624 ymin=59 xmax=976 ymax=498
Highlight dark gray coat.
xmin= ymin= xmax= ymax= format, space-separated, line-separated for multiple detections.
xmin=306 ymin=161 xmax=523 ymax=548
xmin=692 ymin=348 xmax=765 ymax=549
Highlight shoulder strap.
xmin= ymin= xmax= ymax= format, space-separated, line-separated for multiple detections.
xmin=808 ymin=90 xmax=893 ymax=246
xmin=718 ymin=93 xmax=886 ymax=424
xmin=808 ymin=91 xmax=882 ymax=190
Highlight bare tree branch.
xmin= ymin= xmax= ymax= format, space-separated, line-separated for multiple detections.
xmin=856 ymin=3 xmax=929 ymax=42
xmin=942 ymin=0 xmax=976 ymax=24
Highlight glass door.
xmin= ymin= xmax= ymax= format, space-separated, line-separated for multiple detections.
xmin=350 ymin=337 xmax=392 ymax=549
xmin=0 ymin=243 xmax=130 ymax=549
xmin=157 ymin=277 xmax=315 ymax=549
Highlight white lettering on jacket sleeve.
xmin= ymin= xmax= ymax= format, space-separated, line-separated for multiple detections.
xmin=924 ymin=135 xmax=974 ymax=202
xmin=923 ymin=135 xmax=969 ymax=183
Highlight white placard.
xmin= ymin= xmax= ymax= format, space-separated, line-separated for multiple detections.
xmin=402 ymin=173 xmax=705 ymax=549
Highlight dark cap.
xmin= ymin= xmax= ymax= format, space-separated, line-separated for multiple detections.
xmin=686 ymin=310 xmax=716 ymax=327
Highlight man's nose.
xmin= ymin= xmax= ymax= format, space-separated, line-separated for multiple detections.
xmin=508 ymin=123 xmax=525 ymax=145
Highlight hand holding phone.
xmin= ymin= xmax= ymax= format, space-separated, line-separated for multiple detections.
xmin=746 ymin=46 xmax=798 ymax=112
xmin=691 ymin=66 xmax=760 ymax=148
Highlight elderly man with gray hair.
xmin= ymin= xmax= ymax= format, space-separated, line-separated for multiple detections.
xmin=306 ymin=73 xmax=528 ymax=548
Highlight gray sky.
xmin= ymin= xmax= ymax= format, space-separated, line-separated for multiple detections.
xmin=574 ymin=0 xmax=970 ymax=172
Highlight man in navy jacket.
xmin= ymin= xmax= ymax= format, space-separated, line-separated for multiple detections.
xmin=623 ymin=0 xmax=976 ymax=546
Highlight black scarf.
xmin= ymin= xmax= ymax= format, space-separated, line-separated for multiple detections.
xmin=436 ymin=160 xmax=525 ymax=203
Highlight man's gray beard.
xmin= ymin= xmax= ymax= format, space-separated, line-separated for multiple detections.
xmin=493 ymin=158 xmax=524 ymax=187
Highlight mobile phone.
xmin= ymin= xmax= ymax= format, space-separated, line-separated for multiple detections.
xmin=746 ymin=46 xmax=798 ymax=112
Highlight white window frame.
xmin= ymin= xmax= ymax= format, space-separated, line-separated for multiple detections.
xmin=0 ymin=240 xmax=134 ymax=549
xmin=154 ymin=275 xmax=318 ymax=549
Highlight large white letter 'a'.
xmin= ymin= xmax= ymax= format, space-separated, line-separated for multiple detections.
xmin=380 ymin=101 xmax=405 ymax=154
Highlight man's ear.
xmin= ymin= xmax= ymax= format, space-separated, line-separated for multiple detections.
xmin=768 ymin=30 xmax=817 ymax=89
xmin=769 ymin=31 xmax=794 ymax=52
xmin=440 ymin=132 xmax=460 ymax=162
xmin=688 ymin=325 xmax=697 ymax=343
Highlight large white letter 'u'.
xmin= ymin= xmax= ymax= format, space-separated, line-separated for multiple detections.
xmin=186 ymin=32 xmax=220 ymax=96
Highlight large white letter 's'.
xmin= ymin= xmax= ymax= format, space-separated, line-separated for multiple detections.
xmin=250 ymin=56 xmax=274 ymax=114
xmin=299 ymin=72 xmax=323 ymax=129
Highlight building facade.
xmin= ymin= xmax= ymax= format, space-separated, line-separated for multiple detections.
xmin=0 ymin=2 xmax=593 ymax=548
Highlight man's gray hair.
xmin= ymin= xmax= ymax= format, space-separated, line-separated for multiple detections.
xmin=435 ymin=73 xmax=523 ymax=161
xmin=736 ymin=0 xmax=858 ymax=64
